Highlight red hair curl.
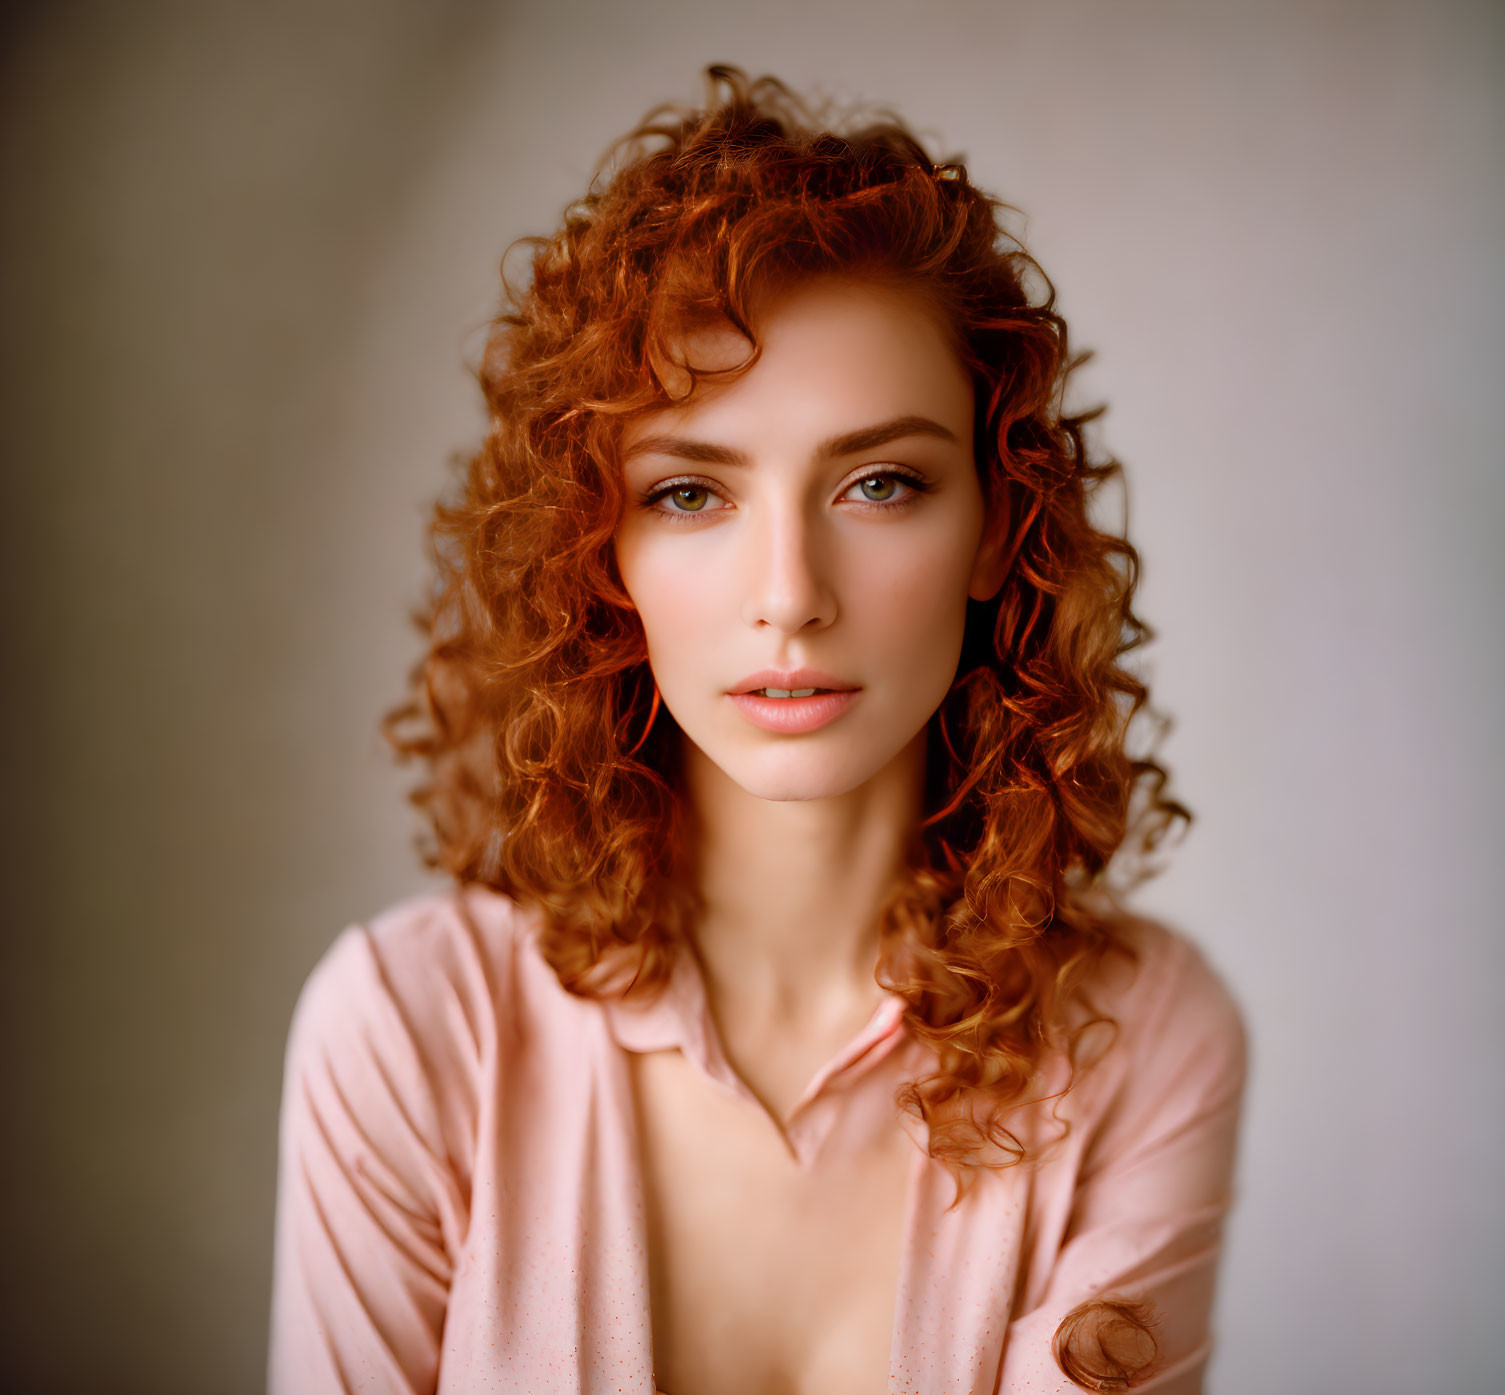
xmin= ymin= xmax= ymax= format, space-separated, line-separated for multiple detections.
xmin=1052 ymin=1297 xmax=1163 ymax=1389
xmin=384 ymin=66 xmax=1187 ymax=1246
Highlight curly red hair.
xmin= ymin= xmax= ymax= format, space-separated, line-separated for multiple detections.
xmin=385 ymin=65 xmax=1184 ymax=1271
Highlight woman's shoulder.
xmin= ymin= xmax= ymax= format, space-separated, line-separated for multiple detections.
xmin=283 ymin=882 xmax=549 ymax=1082
xmin=1065 ymin=914 xmax=1250 ymax=1152
xmin=362 ymin=880 xmax=544 ymax=979
xmin=1100 ymin=915 xmax=1247 ymax=1049
xmin=272 ymin=885 xmax=550 ymax=1245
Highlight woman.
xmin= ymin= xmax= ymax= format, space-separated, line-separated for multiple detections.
xmin=268 ymin=65 xmax=1247 ymax=1395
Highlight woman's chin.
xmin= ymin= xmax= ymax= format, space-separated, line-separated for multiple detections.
xmin=676 ymin=713 xmax=929 ymax=808
xmin=739 ymin=772 xmax=866 ymax=804
xmin=705 ymin=745 xmax=900 ymax=806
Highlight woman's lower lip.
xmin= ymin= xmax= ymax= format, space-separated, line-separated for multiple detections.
xmin=726 ymin=689 xmax=861 ymax=733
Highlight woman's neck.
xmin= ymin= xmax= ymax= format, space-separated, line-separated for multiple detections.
xmin=679 ymin=730 xmax=926 ymax=1034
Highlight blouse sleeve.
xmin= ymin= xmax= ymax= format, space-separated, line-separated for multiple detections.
xmin=997 ymin=932 xmax=1250 ymax=1394
xmin=267 ymin=921 xmax=476 ymax=1395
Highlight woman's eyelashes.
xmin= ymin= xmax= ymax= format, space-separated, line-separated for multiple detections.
xmin=638 ymin=468 xmax=933 ymax=523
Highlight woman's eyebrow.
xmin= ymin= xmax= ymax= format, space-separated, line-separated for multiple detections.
xmin=621 ymin=413 xmax=958 ymax=466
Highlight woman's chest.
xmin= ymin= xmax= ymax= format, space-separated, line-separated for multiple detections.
xmin=628 ymin=1047 xmax=915 ymax=1395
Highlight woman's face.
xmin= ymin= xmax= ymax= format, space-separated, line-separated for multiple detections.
xmin=613 ymin=275 xmax=1006 ymax=804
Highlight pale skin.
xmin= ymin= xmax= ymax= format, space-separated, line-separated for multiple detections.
xmin=613 ymin=275 xmax=1011 ymax=1395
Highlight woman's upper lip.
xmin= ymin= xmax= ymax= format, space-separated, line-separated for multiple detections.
xmin=728 ymin=668 xmax=860 ymax=695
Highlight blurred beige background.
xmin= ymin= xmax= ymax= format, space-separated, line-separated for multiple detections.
xmin=1 ymin=1 xmax=1500 ymax=1392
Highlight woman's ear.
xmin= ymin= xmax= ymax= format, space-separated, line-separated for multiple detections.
xmin=967 ymin=502 xmax=1012 ymax=602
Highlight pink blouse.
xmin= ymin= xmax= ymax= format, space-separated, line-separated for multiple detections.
xmin=267 ymin=885 xmax=1246 ymax=1394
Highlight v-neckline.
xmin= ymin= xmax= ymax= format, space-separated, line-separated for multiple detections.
xmin=599 ymin=938 xmax=1031 ymax=1395
xmin=644 ymin=1133 xmax=933 ymax=1395
xmin=619 ymin=1043 xmax=934 ymax=1395
xmin=602 ymin=932 xmax=913 ymax=1162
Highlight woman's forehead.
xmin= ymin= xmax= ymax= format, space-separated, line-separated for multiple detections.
xmin=625 ymin=276 xmax=971 ymax=451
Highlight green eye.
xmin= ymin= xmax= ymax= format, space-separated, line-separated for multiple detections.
xmin=671 ymin=487 xmax=710 ymax=511
xmin=858 ymin=476 xmax=897 ymax=502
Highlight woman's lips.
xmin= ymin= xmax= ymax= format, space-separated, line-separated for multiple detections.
xmin=727 ymin=689 xmax=861 ymax=734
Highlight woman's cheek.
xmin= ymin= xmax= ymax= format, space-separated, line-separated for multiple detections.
xmin=641 ymin=570 xmax=727 ymax=677
xmin=870 ymin=534 xmax=972 ymax=634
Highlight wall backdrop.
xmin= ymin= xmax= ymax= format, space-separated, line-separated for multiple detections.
xmin=2 ymin=2 xmax=1500 ymax=1391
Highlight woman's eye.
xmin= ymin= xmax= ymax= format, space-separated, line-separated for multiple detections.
xmin=667 ymin=486 xmax=708 ymax=512
xmin=844 ymin=472 xmax=920 ymax=505
xmin=644 ymin=481 xmax=727 ymax=518
xmin=850 ymin=474 xmax=901 ymax=503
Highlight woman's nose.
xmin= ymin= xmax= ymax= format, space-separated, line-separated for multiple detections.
xmin=739 ymin=498 xmax=838 ymax=635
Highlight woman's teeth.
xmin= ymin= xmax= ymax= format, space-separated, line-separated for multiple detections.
xmin=758 ymin=688 xmax=819 ymax=698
